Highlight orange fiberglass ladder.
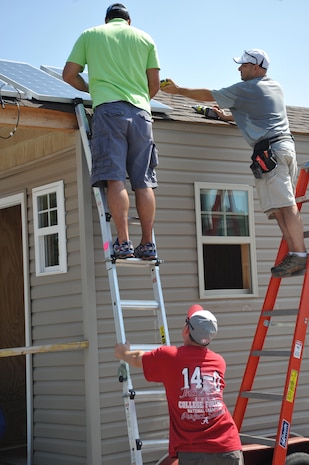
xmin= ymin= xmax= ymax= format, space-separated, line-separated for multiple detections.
xmin=233 ymin=162 xmax=309 ymax=465
xmin=74 ymin=99 xmax=170 ymax=465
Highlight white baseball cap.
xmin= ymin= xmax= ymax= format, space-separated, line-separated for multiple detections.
xmin=233 ymin=49 xmax=270 ymax=70
xmin=186 ymin=304 xmax=218 ymax=346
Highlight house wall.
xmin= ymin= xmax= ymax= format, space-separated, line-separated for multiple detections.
xmin=98 ymin=120 xmax=309 ymax=465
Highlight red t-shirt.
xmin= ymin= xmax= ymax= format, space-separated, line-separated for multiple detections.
xmin=142 ymin=345 xmax=242 ymax=457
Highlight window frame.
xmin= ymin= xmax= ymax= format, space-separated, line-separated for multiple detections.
xmin=32 ymin=180 xmax=67 ymax=276
xmin=194 ymin=181 xmax=258 ymax=299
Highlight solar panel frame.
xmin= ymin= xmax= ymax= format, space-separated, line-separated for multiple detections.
xmin=40 ymin=65 xmax=89 ymax=84
xmin=0 ymin=78 xmax=26 ymax=98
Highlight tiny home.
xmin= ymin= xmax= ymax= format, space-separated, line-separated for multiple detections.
xmin=1 ymin=61 xmax=309 ymax=465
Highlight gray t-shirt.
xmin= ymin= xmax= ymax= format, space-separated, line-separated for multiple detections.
xmin=211 ymin=76 xmax=290 ymax=147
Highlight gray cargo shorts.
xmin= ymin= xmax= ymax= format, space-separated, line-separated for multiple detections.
xmin=90 ymin=101 xmax=158 ymax=190
xmin=178 ymin=450 xmax=244 ymax=465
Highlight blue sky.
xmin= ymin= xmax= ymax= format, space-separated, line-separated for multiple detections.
xmin=1 ymin=0 xmax=308 ymax=107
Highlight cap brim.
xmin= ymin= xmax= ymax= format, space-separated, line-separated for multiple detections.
xmin=233 ymin=56 xmax=243 ymax=64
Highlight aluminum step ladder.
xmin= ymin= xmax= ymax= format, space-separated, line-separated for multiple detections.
xmin=74 ymin=99 xmax=170 ymax=465
xmin=233 ymin=162 xmax=309 ymax=465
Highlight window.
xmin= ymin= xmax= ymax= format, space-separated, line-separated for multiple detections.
xmin=194 ymin=182 xmax=258 ymax=299
xmin=32 ymin=181 xmax=67 ymax=276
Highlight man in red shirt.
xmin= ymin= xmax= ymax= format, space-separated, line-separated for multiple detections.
xmin=114 ymin=305 xmax=243 ymax=465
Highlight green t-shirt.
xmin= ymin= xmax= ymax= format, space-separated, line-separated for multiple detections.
xmin=66 ymin=18 xmax=160 ymax=113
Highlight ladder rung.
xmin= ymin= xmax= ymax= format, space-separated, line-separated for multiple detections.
xmin=130 ymin=344 xmax=162 ymax=351
xmin=115 ymin=257 xmax=164 ymax=266
xmin=262 ymin=308 xmax=299 ymax=317
xmin=141 ymin=439 xmax=169 ymax=451
xmin=120 ymin=300 xmax=160 ymax=311
xmin=241 ymin=391 xmax=283 ymax=401
xmin=240 ymin=433 xmax=276 ymax=447
xmin=252 ymin=350 xmax=290 ymax=357
xmin=123 ymin=389 xmax=166 ymax=401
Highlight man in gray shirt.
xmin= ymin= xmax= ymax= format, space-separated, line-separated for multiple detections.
xmin=161 ymin=49 xmax=307 ymax=278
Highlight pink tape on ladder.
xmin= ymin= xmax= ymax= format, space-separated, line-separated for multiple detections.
xmin=103 ymin=241 xmax=109 ymax=251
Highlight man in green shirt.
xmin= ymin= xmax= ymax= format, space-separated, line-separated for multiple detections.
xmin=63 ymin=3 xmax=160 ymax=260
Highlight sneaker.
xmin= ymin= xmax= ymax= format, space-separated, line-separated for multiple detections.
xmin=270 ymin=254 xmax=290 ymax=274
xmin=134 ymin=242 xmax=157 ymax=260
xmin=113 ymin=239 xmax=134 ymax=259
xmin=271 ymin=254 xmax=307 ymax=278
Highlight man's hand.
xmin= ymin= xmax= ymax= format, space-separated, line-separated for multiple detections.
xmin=114 ymin=341 xmax=131 ymax=361
xmin=114 ymin=342 xmax=144 ymax=368
xmin=211 ymin=105 xmax=235 ymax=122
xmin=160 ymin=78 xmax=179 ymax=94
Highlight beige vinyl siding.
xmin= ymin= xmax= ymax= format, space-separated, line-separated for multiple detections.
xmin=98 ymin=121 xmax=309 ymax=464
xmin=30 ymin=151 xmax=87 ymax=465
xmin=30 ymin=150 xmax=90 ymax=465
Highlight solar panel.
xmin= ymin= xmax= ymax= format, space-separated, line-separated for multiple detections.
xmin=0 ymin=60 xmax=172 ymax=113
xmin=0 ymin=59 xmax=91 ymax=104
xmin=41 ymin=64 xmax=173 ymax=114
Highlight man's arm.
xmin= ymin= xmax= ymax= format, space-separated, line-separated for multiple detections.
xmin=161 ymin=78 xmax=215 ymax=102
xmin=146 ymin=68 xmax=160 ymax=99
xmin=114 ymin=342 xmax=144 ymax=369
xmin=161 ymin=80 xmax=234 ymax=123
xmin=62 ymin=62 xmax=89 ymax=93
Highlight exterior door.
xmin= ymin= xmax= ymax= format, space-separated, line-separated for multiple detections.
xmin=0 ymin=204 xmax=27 ymax=459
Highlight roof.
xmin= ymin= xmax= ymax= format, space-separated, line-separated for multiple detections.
xmin=153 ymin=90 xmax=309 ymax=135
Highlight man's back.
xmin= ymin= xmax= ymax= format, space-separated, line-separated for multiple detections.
xmin=66 ymin=18 xmax=160 ymax=112
xmin=142 ymin=345 xmax=242 ymax=457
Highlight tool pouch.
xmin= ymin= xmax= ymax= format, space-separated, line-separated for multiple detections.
xmin=250 ymin=139 xmax=277 ymax=179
